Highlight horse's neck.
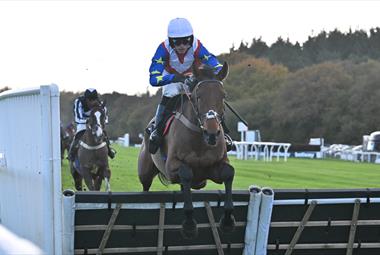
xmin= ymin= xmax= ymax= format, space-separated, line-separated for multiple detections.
xmin=82 ymin=130 xmax=102 ymax=145
xmin=181 ymin=97 xmax=199 ymax=124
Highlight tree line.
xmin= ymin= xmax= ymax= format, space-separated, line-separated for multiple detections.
xmin=4 ymin=27 xmax=380 ymax=145
xmin=235 ymin=27 xmax=380 ymax=71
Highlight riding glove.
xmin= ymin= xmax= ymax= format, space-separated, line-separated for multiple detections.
xmin=171 ymin=74 xmax=187 ymax=83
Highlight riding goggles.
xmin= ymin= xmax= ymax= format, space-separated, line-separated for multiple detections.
xmin=171 ymin=36 xmax=192 ymax=46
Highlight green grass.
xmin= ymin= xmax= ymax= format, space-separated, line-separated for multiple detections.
xmin=61 ymin=145 xmax=380 ymax=191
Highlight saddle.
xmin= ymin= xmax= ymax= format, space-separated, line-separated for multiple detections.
xmin=145 ymin=114 xmax=175 ymax=137
xmin=147 ymin=110 xmax=202 ymax=137
xmin=162 ymin=115 xmax=175 ymax=136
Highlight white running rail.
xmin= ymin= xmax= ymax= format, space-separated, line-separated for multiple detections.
xmin=0 ymin=85 xmax=62 ymax=254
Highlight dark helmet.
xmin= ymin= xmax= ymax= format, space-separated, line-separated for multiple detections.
xmin=84 ymin=88 xmax=98 ymax=100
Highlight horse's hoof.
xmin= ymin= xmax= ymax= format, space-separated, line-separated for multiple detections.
xmin=180 ymin=218 xmax=198 ymax=239
xmin=219 ymin=214 xmax=236 ymax=233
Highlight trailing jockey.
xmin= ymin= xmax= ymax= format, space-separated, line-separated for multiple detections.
xmin=148 ymin=17 xmax=233 ymax=154
xmin=67 ymin=88 xmax=116 ymax=161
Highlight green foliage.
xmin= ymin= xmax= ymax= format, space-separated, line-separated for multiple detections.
xmin=272 ymin=62 xmax=353 ymax=142
xmin=60 ymin=90 xmax=160 ymax=143
xmin=61 ymin=146 xmax=380 ymax=191
xmin=60 ymin=91 xmax=78 ymax=126
xmin=271 ymin=60 xmax=380 ymax=144
xmin=267 ymin=37 xmax=305 ymax=71
xmin=235 ymin=27 xmax=380 ymax=71
xmin=59 ymin=58 xmax=380 ymax=145
xmin=224 ymin=57 xmax=288 ymax=101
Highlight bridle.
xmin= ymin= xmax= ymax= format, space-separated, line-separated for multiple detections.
xmin=83 ymin=107 xmax=106 ymax=148
xmin=184 ymin=80 xmax=225 ymax=134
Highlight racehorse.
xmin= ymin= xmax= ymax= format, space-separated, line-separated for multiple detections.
xmin=60 ymin=122 xmax=75 ymax=160
xmin=70 ymin=104 xmax=111 ymax=191
xmin=138 ymin=62 xmax=235 ymax=239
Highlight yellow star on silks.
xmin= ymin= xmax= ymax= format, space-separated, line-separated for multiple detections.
xmin=151 ymin=70 xmax=161 ymax=75
xmin=156 ymin=75 xmax=163 ymax=83
xmin=203 ymin=55 xmax=211 ymax=61
xmin=154 ymin=57 xmax=164 ymax=65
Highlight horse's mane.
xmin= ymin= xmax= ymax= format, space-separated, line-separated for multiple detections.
xmin=186 ymin=64 xmax=220 ymax=93
xmin=193 ymin=64 xmax=217 ymax=81
xmin=90 ymin=102 xmax=105 ymax=114
xmin=172 ymin=64 xmax=223 ymax=111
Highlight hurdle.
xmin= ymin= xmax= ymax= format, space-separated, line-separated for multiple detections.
xmin=63 ymin=188 xmax=380 ymax=255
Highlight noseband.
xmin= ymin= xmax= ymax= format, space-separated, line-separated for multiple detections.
xmin=200 ymin=109 xmax=222 ymax=129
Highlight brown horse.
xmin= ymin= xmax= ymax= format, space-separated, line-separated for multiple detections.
xmin=138 ymin=62 xmax=235 ymax=238
xmin=60 ymin=122 xmax=75 ymax=160
xmin=70 ymin=105 xmax=111 ymax=191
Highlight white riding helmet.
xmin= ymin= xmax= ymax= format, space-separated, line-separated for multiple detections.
xmin=167 ymin=18 xmax=193 ymax=38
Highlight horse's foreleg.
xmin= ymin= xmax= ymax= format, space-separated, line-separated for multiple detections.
xmin=219 ymin=163 xmax=236 ymax=233
xmin=82 ymin=167 xmax=95 ymax=191
xmin=178 ymin=163 xmax=197 ymax=239
xmin=94 ymin=175 xmax=102 ymax=191
xmin=104 ymin=177 xmax=111 ymax=192
xmin=74 ymin=172 xmax=83 ymax=191
xmin=61 ymin=142 xmax=64 ymax=160
xmin=70 ymin=163 xmax=83 ymax=191
xmin=138 ymin=143 xmax=158 ymax=191
xmin=104 ymin=166 xmax=111 ymax=192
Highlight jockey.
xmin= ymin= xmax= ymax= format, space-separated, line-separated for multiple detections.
xmin=67 ymin=88 xmax=116 ymax=161
xmin=148 ymin=17 xmax=232 ymax=154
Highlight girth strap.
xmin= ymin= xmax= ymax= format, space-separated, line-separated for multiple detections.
xmin=79 ymin=141 xmax=107 ymax=150
xmin=174 ymin=112 xmax=202 ymax=133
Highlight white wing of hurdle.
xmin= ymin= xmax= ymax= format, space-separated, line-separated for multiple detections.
xmin=0 ymin=85 xmax=62 ymax=254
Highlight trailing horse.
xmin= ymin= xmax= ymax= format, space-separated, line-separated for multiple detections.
xmin=138 ymin=62 xmax=235 ymax=239
xmin=70 ymin=104 xmax=111 ymax=191
xmin=60 ymin=122 xmax=75 ymax=160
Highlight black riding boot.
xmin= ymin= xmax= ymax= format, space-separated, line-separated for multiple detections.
xmin=221 ymin=120 xmax=233 ymax=152
xmin=149 ymin=104 xmax=167 ymax=154
xmin=104 ymin=130 xmax=116 ymax=159
xmin=67 ymin=131 xmax=83 ymax=161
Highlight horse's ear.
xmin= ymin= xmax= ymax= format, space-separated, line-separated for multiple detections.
xmin=192 ymin=63 xmax=201 ymax=79
xmin=216 ymin=62 xmax=229 ymax=81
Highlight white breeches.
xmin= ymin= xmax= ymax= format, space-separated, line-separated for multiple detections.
xmin=76 ymin=123 xmax=86 ymax=134
xmin=162 ymin=82 xmax=189 ymax=97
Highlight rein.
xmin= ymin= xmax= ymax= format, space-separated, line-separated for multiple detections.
xmin=181 ymin=83 xmax=203 ymax=130
xmin=178 ymin=80 xmax=224 ymax=133
xmin=175 ymin=112 xmax=202 ymax=133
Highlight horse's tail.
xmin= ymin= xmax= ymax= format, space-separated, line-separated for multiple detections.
xmin=157 ymin=172 xmax=170 ymax=186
